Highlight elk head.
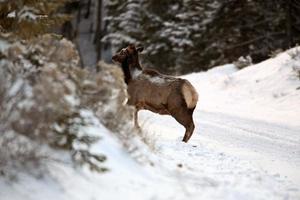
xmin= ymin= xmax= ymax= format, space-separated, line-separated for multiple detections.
xmin=112 ymin=44 xmax=144 ymax=84
xmin=112 ymin=44 xmax=144 ymax=64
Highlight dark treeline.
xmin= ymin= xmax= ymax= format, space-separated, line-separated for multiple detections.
xmin=1 ymin=0 xmax=299 ymax=74
xmin=103 ymin=0 xmax=300 ymax=73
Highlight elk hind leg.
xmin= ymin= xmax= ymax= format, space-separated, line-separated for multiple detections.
xmin=182 ymin=120 xmax=195 ymax=143
xmin=170 ymin=108 xmax=195 ymax=143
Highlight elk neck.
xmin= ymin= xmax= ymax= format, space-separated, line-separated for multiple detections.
xmin=129 ymin=55 xmax=143 ymax=79
xmin=121 ymin=56 xmax=143 ymax=84
xmin=121 ymin=58 xmax=132 ymax=84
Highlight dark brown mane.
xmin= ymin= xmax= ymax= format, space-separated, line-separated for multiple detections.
xmin=121 ymin=58 xmax=132 ymax=84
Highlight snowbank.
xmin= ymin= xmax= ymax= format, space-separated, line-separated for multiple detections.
xmin=1 ymin=48 xmax=300 ymax=200
xmin=186 ymin=48 xmax=300 ymax=127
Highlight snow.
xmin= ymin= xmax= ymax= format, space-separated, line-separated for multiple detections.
xmin=64 ymin=95 xmax=80 ymax=107
xmin=8 ymin=11 xmax=16 ymax=18
xmin=147 ymin=75 xmax=166 ymax=84
xmin=131 ymin=68 xmax=142 ymax=78
xmin=8 ymin=79 xmax=24 ymax=97
xmin=1 ymin=48 xmax=300 ymax=199
xmin=0 ymin=39 xmax=11 ymax=52
xmin=18 ymin=6 xmax=38 ymax=21
xmin=184 ymin=49 xmax=300 ymax=127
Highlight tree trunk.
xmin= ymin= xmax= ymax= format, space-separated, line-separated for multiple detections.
xmin=94 ymin=0 xmax=102 ymax=66
xmin=286 ymin=0 xmax=293 ymax=48
xmin=75 ymin=2 xmax=82 ymax=38
xmin=85 ymin=0 xmax=92 ymax=19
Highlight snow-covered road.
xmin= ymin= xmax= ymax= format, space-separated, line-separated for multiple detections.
xmin=1 ymin=48 xmax=299 ymax=200
xmin=140 ymin=108 xmax=300 ymax=199
xmin=139 ymin=49 xmax=300 ymax=199
xmin=198 ymin=110 xmax=300 ymax=184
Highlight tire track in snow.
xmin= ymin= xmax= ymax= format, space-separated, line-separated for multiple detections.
xmin=195 ymin=110 xmax=300 ymax=165
xmin=139 ymin=109 xmax=300 ymax=199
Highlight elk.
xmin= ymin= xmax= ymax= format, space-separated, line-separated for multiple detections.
xmin=112 ymin=44 xmax=198 ymax=142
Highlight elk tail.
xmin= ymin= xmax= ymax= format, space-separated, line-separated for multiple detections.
xmin=181 ymin=81 xmax=198 ymax=109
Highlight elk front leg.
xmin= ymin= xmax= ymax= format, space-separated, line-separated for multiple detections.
xmin=134 ymin=109 xmax=141 ymax=129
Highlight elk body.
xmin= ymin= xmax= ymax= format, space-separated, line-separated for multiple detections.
xmin=112 ymin=44 xmax=198 ymax=142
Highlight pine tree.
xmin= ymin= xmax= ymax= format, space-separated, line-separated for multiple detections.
xmin=103 ymin=0 xmax=143 ymax=52
xmin=140 ymin=0 xmax=184 ymax=72
xmin=103 ymin=0 xmax=300 ymax=73
xmin=177 ymin=0 xmax=220 ymax=72
xmin=198 ymin=0 xmax=288 ymax=68
xmin=103 ymin=0 xmax=221 ymax=73
xmin=286 ymin=0 xmax=300 ymax=47
xmin=0 ymin=0 xmax=69 ymax=39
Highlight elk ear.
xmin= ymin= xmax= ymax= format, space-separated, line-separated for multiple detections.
xmin=136 ymin=46 xmax=144 ymax=52
xmin=128 ymin=44 xmax=135 ymax=49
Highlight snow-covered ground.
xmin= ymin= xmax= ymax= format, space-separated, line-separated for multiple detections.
xmin=1 ymin=48 xmax=300 ymax=200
